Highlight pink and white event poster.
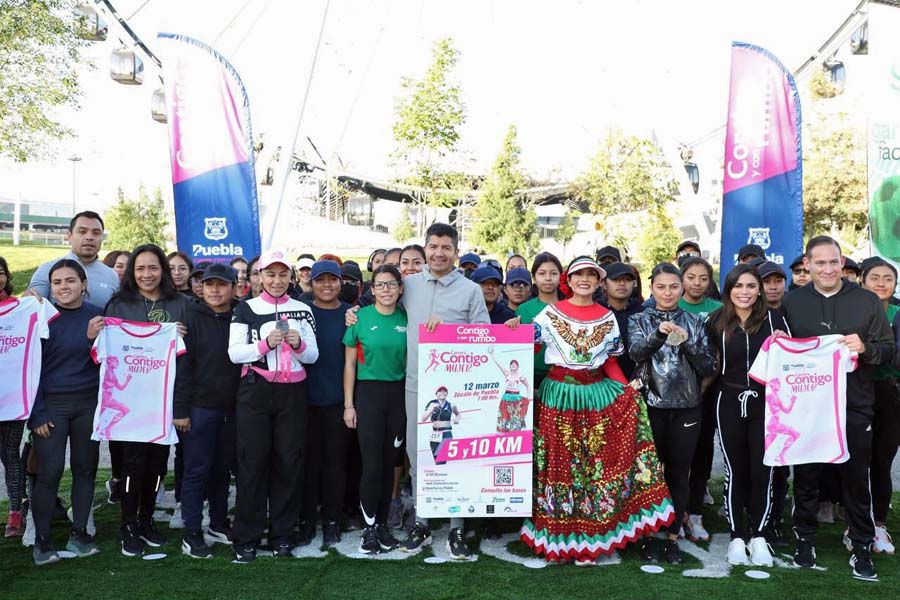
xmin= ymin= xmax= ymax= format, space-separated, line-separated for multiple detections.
xmin=417 ymin=324 xmax=534 ymax=518
xmin=91 ymin=319 xmax=184 ymax=446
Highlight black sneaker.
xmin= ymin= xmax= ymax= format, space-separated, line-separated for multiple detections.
xmin=139 ymin=520 xmax=167 ymax=548
xmin=376 ymin=524 xmax=400 ymax=551
xmin=33 ymin=536 xmax=60 ymax=566
xmin=295 ymin=520 xmax=316 ymax=547
xmin=106 ymin=479 xmax=122 ymax=504
xmin=447 ymin=527 xmax=471 ymax=559
xmin=323 ymin=521 xmax=341 ymax=548
xmin=640 ymin=537 xmax=661 ymax=563
xmin=850 ymin=544 xmax=878 ymax=581
xmin=793 ymin=538 xmax=817 ymax=568
xmin=207 ymin=521 xmax=233 ymax=545
xmin=66 ymin=527 xmax=100 ymax=557
xmin=182 ymin=531 xmax=212 ymax=559
xmin=272 ymin=540 xmax=294 ymax=557
xmin=359 ymin=526 xmax=380 ymax=554
xmin=400 ymin=522 xmax=433 ymax=553
xmin=234 ymin=545 xmax=256 ymax=564
xmin=663 ymin=539 xmax=683 ymax=564
xmin=765 ymin=523 xmax=790 ymax=548
xmin=121 ymin=523 xmax=144 ymax=557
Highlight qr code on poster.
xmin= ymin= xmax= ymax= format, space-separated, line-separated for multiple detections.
xmin=493 ymin=466 xmax=514 ymax=486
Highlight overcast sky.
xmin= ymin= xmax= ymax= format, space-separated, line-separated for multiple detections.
xmin=0 ymin=0 xmax=862 ymax=212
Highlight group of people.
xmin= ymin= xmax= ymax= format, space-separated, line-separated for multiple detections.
xmin=0 ymin=211 xmax=896 ymax=582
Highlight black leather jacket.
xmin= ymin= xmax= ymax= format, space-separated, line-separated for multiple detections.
xmin=627 ymin=307 xmax=716 ymax=409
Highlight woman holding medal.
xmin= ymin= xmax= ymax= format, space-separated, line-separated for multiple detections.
xmin=628 ymin=263 xmax=716 ymax=564
xmin=513 ymin=256 xmax=674 ymax=566
xmin=228 ymin=250 xmax=318 ymax=563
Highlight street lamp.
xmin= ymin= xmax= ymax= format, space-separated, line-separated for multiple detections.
xmin=68 ymin=155 xmax=82 ymax=216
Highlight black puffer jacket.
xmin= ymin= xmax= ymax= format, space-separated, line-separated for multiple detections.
xmin=628 ymin=306 xmax=716 ymax=409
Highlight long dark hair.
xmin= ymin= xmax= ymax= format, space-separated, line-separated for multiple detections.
xmin=530 ymin=252 xmax=564 ymax=299
xmin=116 ymin=244 xmax=179 ymax=302
xmin=0 ymin=256 xmax=13 ymax=296
xmin=712 ymin=263 xmax=767 ymax=341
xmin=103 ymin=250 xmax=131 ymax=269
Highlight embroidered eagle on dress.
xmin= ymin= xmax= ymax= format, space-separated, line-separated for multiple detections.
xmin=546 ymin=311 xmax=614 ymax=361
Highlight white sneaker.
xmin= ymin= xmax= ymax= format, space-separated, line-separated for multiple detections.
xmin=22 ymin=507 xmax=35 ymax=548
xmin=727 ymin=537 xmax=750 ymax=565
xmin=703 ymin=487 xmax=715 ymax=505
xmin=748 ymin=536 xmax=774 ymax=567
xmin=817 ymin=501 xmax=834 ymax=524
xmin=169 ymin=503 xmax=184 ymax=529
xmin=842 ymin=528 xmax=853 ymax=552
xmin=685 ymin=514 xmax=710 ymax=542
xmin=873 ymin=526 xmax=895 ymax=555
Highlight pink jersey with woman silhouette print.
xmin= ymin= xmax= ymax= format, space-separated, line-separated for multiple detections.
xmin=90 ymin=319 xmax=184 ymax=445
xmin=749 ymin=334 xmax=856 ymax=467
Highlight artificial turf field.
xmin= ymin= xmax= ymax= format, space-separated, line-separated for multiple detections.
xmin=0 ymin=470 xmax=898 ymax=600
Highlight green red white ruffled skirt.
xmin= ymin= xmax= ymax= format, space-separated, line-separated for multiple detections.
xmin=521 ymin=367 xmax=673 ymax=562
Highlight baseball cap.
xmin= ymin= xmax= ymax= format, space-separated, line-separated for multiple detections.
xmin=311 ymin=260 xmax=341 ymax=280
xmin=505 ymin=267 xmax=532 ymax=286
xmin=757 ymin=261 xmax=786 ymax=280
xmin=200 ymin=263 xmax=237 ymax=284
xmin=738 ymin=244 xmax=766 ymax=261
xmin=604 ymin=262 xmax=636 ymax=281
xmin=747 ymin=256 xmax=767 ymax=268
xmin=341 ymin=262 xmax=363 ymax=282
xmin=842 ymin=257 xmax=861 ymax=275
xmin=567 ymin=256 xmax=606 ymax=279
xmin=296 ymin=257 xmax=315 ymax=271
xmin=860 ymin=257 xmax=898 ymax=279
xmin=258 ymin=250 xmax=291 ymax=271
xmin=789 ymin=255 xmax=805 ymax=270
xmin=471 ymin=265 xmax=503 ymax=284
xmin=595 ymin=245 xmax=622 ymax=262
xmin=676 ymin=240 xmax=701 ymax=255
xmin=190 ymin=261 xmax=213 ymax=279
xmin=459 ymin=252 xmax=481 ymax=268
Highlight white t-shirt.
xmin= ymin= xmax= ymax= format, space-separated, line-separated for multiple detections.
xmin=0 ymin=297 xmax=59 ymax=421
xmin=748 ymin=334 xmax=857 ymax=466
xmin=91 ymin=319 xmax=185 ymax=445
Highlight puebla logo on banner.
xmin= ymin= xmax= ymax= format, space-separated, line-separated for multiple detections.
xmin=157 ymin=33 xmax=262 ymax=263
xmin=720 ymin=42 xmax=803 ymax=285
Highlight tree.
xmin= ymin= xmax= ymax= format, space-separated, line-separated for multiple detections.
xmin=573 ymin=130 xmax=676 ymax=216
xmin=802 ymin=112 xmax=867 ymax=238
xmin=392 ymin=38 xmax=467 ymax=214
xmin=638 ymin=207 xmax=681 ymax=269
xmin=393 ymin=206 xmax=415 ymax=243
xmin=0 ymin=1 xmax=86 ymax=162
xmin=470 ymin=125 xmax=540 ymax=256
xmin=553 ymin=209 xmax=578 ymax=258
xmin=808 ymin=69 xmax=840 ymax=100
xmin=105 ymin=186 xmax=169 ymax=250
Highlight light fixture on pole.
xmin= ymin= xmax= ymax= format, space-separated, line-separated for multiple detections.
xmin=68 ymin=155 xmax=82 ymax=216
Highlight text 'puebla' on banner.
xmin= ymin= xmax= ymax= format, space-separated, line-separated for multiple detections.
xmin=720 ymin=42 xmax=803 ymax=287
xmin=416 ymin=324 xmax=534 ymax=519
xmin=867 ymin=3 xmax=900 ymax=268
xmin=157 ymin=33 xmax=261 ymax=264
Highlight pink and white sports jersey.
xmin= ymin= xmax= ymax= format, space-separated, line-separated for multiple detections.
xmin=0 ymin=297 xmax=59 ymax=421
xmin=91 ymin=319 xmax=185 ymax=445
xmin=749 ymin=334 xmax=857 ymax=467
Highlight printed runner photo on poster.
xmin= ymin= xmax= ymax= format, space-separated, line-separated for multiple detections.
xmin=748 ymin=334 xmax=857 ymax=467
xmin=90 ymin=318 xmax=185 ymax=445
xmin=417 ymin=324 xmax=534 ymax=518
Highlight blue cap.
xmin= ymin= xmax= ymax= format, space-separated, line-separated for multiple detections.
xmin=459 ymin=252 xmax=481 ymax=268
xmin=505 ymin=267 xmax=531 ymax=286
xmin=311 ymin=260 xmax=341 ymax=280
xmin=471 ymin=265 xmax=503 ymax=283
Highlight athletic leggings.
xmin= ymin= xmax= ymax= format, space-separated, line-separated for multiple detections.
xmin=120 ymin=441 xmax=170 ymax=525
xmin=0 ymin=421 xmax=25 ymax=511
xmin=647 ymin=406 xmax=701 ymax=534
xmin=356 ymin=380 xmax=405 ymax=526
xmin=715 ymin=386 xmax=773 ymax=539
xmin=32 ymin=391 xmax=99 ymax=538
xmin=303 ymin=403 xmax=349 ymax=523
xmin=872 ymin=380 xmax=900 ymax=523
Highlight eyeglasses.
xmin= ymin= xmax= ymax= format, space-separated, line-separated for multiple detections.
xmin=371 ymin=280 xmax=400 ymax=290
xmin=342 ymin=279 xmax=360 ymax=286
xmin=677 ymin=250 xmax=700 ymax=258
xmin=507 ymin=282 xmax=530 ymax=290
xmin=792 ymin=268 xmax=810 ymax=275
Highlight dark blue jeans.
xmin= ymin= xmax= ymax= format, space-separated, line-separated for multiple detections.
xmin=181 ymin=406 xmax=235 ymax=534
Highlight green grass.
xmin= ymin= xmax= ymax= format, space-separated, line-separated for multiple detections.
xmin=0 ymin=242 xmax=69 ymax=294
xmin=0 ymin=470 xmax=898 ymax=599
